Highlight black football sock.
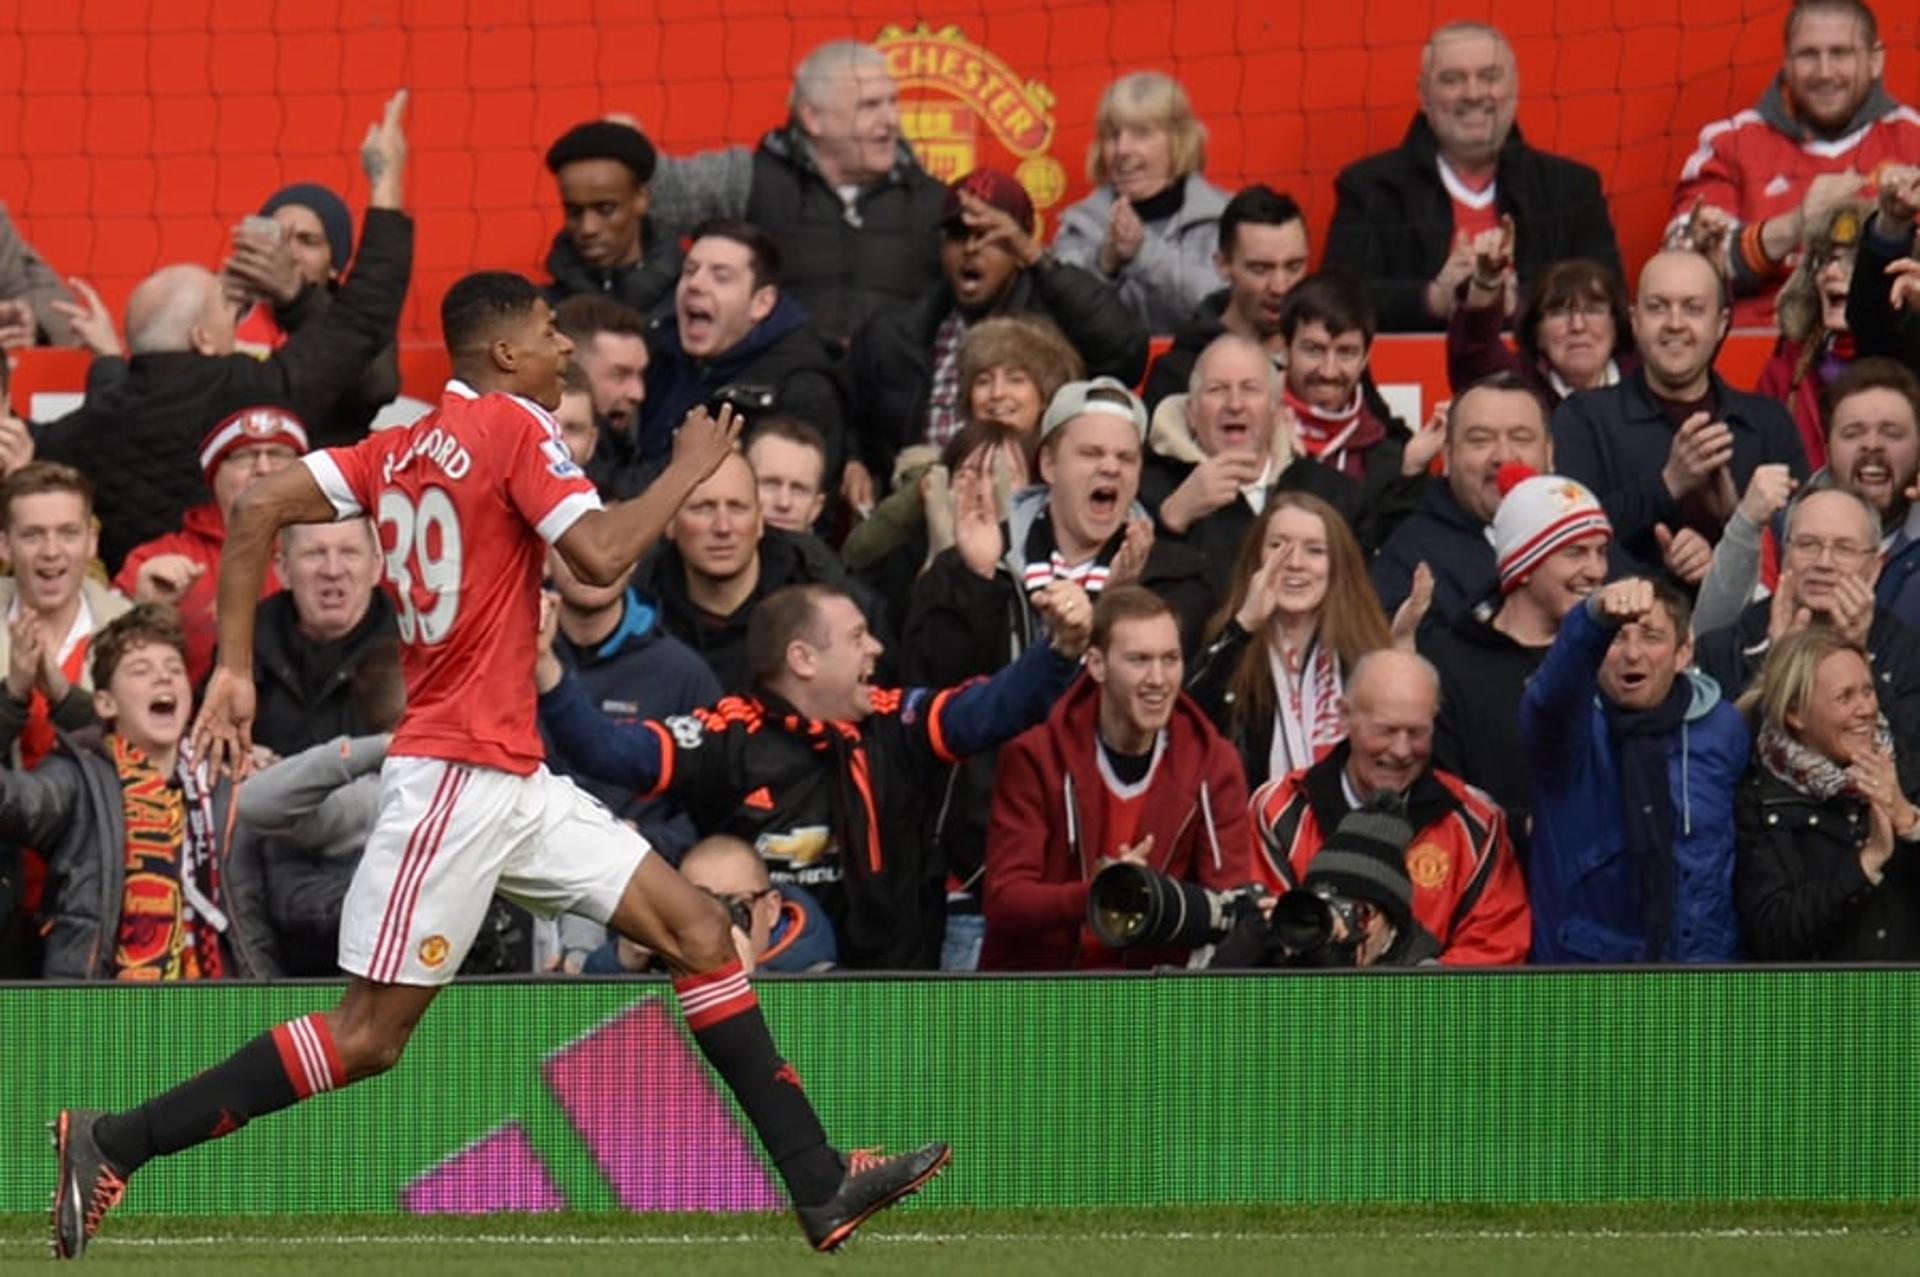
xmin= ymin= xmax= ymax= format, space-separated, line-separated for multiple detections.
xmin=92 ymin=1013 xmax=345 ymax=1176
xmin=675 ymin=960 xmax=842 ymax=1207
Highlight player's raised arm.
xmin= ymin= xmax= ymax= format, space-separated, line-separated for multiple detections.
xmin=553 ymin=402 xmax=740 ymax=586
xmin=192 ymin=462 xmax=339 ymax=776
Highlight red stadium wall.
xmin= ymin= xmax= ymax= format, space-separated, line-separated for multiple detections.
xmin=2 ymin=0 xmax=1916 ymax=397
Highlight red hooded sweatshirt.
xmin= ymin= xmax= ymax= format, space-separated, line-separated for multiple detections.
xmin=980 ymin=671 xmax=1268 ymax=970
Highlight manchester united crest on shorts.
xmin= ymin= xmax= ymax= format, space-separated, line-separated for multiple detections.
xmin=418 ymin=935 xmax=451 ymax=968
xmin=1406 ymin=844 xmax=1451 ymax=890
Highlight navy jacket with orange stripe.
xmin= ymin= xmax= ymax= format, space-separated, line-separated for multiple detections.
xmin=538 ymin=637 xmax=1078 ymax=969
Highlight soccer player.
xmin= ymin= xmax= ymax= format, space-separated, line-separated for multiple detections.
xmin=49 ymin=264 xmax=948 ymax=1257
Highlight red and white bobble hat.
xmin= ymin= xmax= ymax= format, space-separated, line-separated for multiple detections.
xmin=198 ymin=405 xmax=311 ymax=482
xmin=1490 ymin=462 xmax=1612 ymax=594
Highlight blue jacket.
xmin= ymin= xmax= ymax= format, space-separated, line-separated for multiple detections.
xmin=539 ymin=587 xmax=722 ymax=863
xmin=1520 ymin=601 xmax=1750 ymax=963
xmin=1880 ymin=525 xmax=1920 ymax=632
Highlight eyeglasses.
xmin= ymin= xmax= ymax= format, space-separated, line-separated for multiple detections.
xmin=1542 ymin=299 xmax=1612 ymax=323
xmin=700 ymin=886 xmax=776 ymax=931
xmin=1784 ymin=535 xmax=1875 ymax=565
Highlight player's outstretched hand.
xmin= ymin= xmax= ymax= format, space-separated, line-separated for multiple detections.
xmin=1031 ymin=579 xmax=1093 ymax=659
xmin=672 ymin=402 xmax=742 ymax=483
xmin=192 ymin=665 xmax=257 ymax=779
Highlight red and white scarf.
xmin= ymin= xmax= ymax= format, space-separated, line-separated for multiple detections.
xmin=1266 ymin=637 xmax=1346 ymax=780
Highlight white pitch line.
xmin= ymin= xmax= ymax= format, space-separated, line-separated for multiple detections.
xmin=8 ymin=1225 xmax=1879 ymax=1250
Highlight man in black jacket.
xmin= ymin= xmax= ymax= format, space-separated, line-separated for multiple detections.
xmin=1374 ymin=372 xmax=1552 ymax=620
xmin=1323 ymin=22 xmax=1622 ymax=332
xmin=541 ymin=119 xmax=681 ymax=317
xmin=35 ymin=91 xmax=414 ymax=573
xmin=251 ymin=518 xmax=397 ymax=759
xmin=554 ymin=293 xmax=651 ymax=499
xmin=638 ymin=221 xmax=849 ymax=491
xmin=1144 ymin=184 xmax=1310 ymax=409
xmin=635 ymin=451 xmax=884 ymax=692
xmin=848 ymin=168 xmax=1146 ymax=492
xmin=646 ymin=39 xmax=944 ymax=351
xmin=1422 ymin=468 xmax=1613 ymax=865
xmin=1552 ymin=249 xmax=1809 ymax=576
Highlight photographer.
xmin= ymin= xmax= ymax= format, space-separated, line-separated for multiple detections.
xmin=1210 ymin=798 xmax=1443 ymax=968
xmin=979 ymin=585 xmax=1260 ymax=970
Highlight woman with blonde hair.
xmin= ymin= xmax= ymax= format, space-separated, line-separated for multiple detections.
xmin=1053 ymin=71 xmax=1228 ymax=333
xmin=1186 ymin=492 xmax=1407 ymax=788
xmin=1734 ymin=626 xmax=1920 ymax=959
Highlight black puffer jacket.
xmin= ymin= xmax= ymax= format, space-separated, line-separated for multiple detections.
xmin=36 ymin=208 xmax=413 ymax=572
xmin=1421 ymin=602 xmax=1548 ymax=864
xmin=848 ymin=261 xmax=1148 ymax=481
xmin=542 ymin=221 xmax=683 ymax=318
xmin=250 ymin=588 xmax=399 ymax=759
xmin=1735 ymin=762 xmax=1920 ymax=960
xmin=743 ymin=129 xmax=947 ymax=347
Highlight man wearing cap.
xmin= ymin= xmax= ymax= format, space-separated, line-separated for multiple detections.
xmin=1523 ymin=577 xmax=1747 ymax=963
xmin=36 ymin=92 xmax=413 ymax=572
xmin=903 ymin=377 xmax=1212 ymax=966
xmin=221 ymin=182 xmax=402 ymax=448
xmin=848 ymin=168 xmax=1147 ymax=489
xmin=1420 ymin=465 xmax=1613 ymax=864
xmin=113 ymin=406 xmax=307 ymax=684
xmin=979 ymin=585 xmax=1258 ymax=971
xmin=1250 ymin=649 xmax=1529 ymax=964
xmin=1213 ymin=797 xmax=1444 ymax=968
xmin=542 ymin=119 xmax=682 ymax=316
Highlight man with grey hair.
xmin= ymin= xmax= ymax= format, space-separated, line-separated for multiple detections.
xmin=1141 ymin=332 xmax=1360 ymax=599
xmin=1696 ymin=487 xmax=1920 ymax=745
xmin=1249 ymin=646 xmax=1532 ymax=965
xmin=33 ymin=92 xmax=414 ymax=572
xmin=1323 ymin=20 xmax=1622 ymax=332
xmin=645 ymin=38 xmax=945 ymax=350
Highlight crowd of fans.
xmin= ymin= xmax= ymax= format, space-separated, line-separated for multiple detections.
xmin=3 ymin=2 xmax=1920 ymax=979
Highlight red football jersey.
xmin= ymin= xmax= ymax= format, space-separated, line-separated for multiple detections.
xmin=305 ymin=379 xmax=602 ymax=774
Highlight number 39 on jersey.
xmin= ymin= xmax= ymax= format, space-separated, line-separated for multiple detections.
xmin=378 ymin=488 xmax=463 ymax=644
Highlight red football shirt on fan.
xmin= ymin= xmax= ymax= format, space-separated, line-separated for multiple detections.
xmin=304 ymin=379 xmax=602 ymax=774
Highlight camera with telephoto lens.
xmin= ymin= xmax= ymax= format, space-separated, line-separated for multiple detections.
xmin=1086 ymin=861 xmax=1268 ymax=951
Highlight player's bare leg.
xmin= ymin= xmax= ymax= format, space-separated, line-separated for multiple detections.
xmin=52 ymin=978 xmax=440 ymax=1259
xmin=607 ymin=855 xmax=950 ymax=1251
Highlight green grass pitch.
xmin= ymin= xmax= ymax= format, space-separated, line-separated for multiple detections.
xmin=1 ymin=1203 xmax=1916 ymax=1276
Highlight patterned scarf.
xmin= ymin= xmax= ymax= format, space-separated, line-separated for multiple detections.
xmin=111 ymin=736 xmax=224 ymax=981
xmin=922 ymin=310 xmax=969 ymax=448
xmin=1757 ymin=715 xmax=1893 ymax=800
xmin=1019 ymin=505 xmax=1123 ymax=597
xmin=1267 ymin=636 xmax=1345 ymax=780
